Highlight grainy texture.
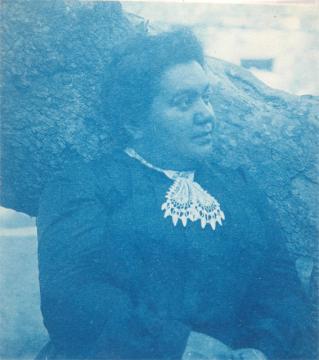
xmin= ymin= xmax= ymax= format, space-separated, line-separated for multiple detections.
xmin=1 ymin=0 xmax=137 ymax=216
xmin=2 ymin=0 xmax=317 ymax=258
xmin=0 ymin=234 xmax=47 ymax=358
xmin=0 ymin=1 xmax=318 ymax=356
xmin=205 ymin=59 xmax=319 ymax=338
xmin=206 ymin=58 xmax=319 ymax=259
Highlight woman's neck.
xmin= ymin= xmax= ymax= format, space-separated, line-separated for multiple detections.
xmin=128 ymin=142 xmax=199 ymax=172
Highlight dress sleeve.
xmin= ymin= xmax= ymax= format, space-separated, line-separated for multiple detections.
xmin=37 ymin=160 xmax=191 ymax=359
xmin=235 ymin=186 xmax=314 ymax=360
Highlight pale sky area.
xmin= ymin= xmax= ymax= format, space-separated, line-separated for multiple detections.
xmin=123 ymin=2 xmax=319 ymax=95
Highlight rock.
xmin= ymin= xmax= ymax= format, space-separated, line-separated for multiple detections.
xmin=1 ymin=0 xmax=318 ymax=281
xmin=0 ymin=0 xmax=138 ymax=216
xmin=206 ymin=57 xmax=319 ymax=260
xmin=1 ymin=1 xmax=318 ymax=357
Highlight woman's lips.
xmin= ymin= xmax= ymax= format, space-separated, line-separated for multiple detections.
xmin=193 ymin=130 xmax=213 ymax=140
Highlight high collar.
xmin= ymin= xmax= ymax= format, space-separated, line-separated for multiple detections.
xmin=124 ymin=147 xmax=225 ymax=231
xmin=125 ymin=147 xmax=195 ymax=181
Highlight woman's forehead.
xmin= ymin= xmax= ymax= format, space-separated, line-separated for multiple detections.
xmin=159 ymin=60 xmax=211 ymax=96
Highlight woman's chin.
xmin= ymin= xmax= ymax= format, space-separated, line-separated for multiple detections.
xmin=192 ymin=142 xmax=213 ymax=160
xmin=178 ymin=143 xmax=213 ymax=168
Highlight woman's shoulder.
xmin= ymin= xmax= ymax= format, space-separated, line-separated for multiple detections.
xmin=87 ymin=150 xmax=133 ymax=194
xmin=202 ymin=160 xmax=267 ymax=201
xmin=199 ymin=160 xmax=252 ymax=199
xmin=40 ymin=150 xmax=133 ymax=209
xmin=200 ymin=161 xmax=274 ymax=236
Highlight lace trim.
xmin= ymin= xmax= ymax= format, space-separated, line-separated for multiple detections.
xmin=125 ymin=148 xmax=225 ymax=230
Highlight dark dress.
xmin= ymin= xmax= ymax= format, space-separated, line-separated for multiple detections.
xmin=36 ymin=151 xmax=312 ymax=360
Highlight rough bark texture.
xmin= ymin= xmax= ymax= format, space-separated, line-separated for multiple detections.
xmin=206 ymin=58 xmax=319 ymax=259
xmin=1 ymin=0 xmax=318 ymax=357
xmin=1 ymin=0 xmax=138 ymax=215
xmin=1 ymin=1 xmax=318 ymax=258
xmin=205 ymin=60 xmax=319 ymax=334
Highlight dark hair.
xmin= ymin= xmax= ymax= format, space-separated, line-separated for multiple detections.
xmin=102 ymin=27 xmax=205 ymax=145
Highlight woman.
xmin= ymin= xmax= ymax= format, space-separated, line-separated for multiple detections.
xmin=37 ymin=29 xmax=312 ymax=359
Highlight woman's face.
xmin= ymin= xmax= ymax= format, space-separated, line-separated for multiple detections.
xmin=140 ymin=61 xmax=216 ymax=169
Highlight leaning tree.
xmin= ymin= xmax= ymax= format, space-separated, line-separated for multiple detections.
xmin=1 ymin=0 xmax=318 ymax=355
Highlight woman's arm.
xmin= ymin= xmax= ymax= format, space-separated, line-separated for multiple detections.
xmin=37 ymin=159 xmax=191 ymax=359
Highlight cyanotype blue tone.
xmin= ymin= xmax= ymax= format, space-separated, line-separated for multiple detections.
xmin=1 ymin=1 xmax=318 ymax=360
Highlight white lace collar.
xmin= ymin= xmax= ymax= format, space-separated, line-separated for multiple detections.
xmin=125 ymin=148 xmax=225 ymax=231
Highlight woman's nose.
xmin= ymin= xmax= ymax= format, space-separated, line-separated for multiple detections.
xmin=193 ymin=99 xmax=215 ymax=126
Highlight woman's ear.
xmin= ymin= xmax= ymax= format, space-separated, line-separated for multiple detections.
xmin=123 ymin=123 xmax=143 ymax=140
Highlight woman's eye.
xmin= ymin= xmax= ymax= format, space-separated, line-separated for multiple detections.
xmin=174 ymin=96 xmax=193 ymax=110
xmin=202 ymin=92 xmax=212 ymax=104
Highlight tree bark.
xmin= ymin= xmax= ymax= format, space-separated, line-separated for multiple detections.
xmin=1 ymin=0 xmax=318 ymax=261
